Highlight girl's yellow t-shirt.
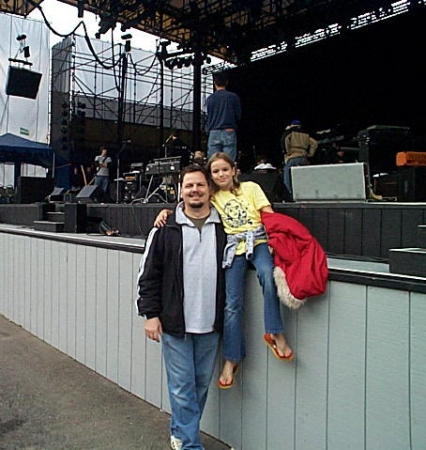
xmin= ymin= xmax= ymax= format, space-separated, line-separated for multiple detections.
xmin=210 ymin=181 xmax=270 ymax=255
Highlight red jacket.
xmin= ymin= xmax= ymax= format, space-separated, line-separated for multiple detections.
xmin=262 ymin=212 xmax=328 ymax=309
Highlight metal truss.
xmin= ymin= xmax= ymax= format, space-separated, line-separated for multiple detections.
xmin=51 ymin=35 xmax=212 ymax=133
xmin=55 ymin=0 xmax=418 ymax=63
xmin=0 ymin=0 xmax=41 ymax=16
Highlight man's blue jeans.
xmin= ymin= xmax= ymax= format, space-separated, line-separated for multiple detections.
xmin=162 ymin=332 xmax=219 ymax=450
xmin=94 ymin=175 xmax=109 ymax=193
xmin=283 ymin=157 xmax=308 ymax=196
xmin=223 ymin=243 xmax=284 ymax=363
xmin=207 ymin=129 xmax=237 ymax=161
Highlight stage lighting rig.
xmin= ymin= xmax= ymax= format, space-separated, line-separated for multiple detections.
xmin=95 ymin=13 xmax=117 ymax=38
xmin=157 ymin=41 xmax=211 ymax=71
xmin=77 ymin=0 xmax=84 ymax=18
xmin=9 ymin=33 xmax=32 ymax=67
xmin=121 ymin=33 xmax=132 ymax=52
xmin=408 ymin=0 xmax=425 ymax=10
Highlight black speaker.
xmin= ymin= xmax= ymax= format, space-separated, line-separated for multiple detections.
xmin=76 ymin=185 xmax=104 ymax=203
xmin=6 ymin=67 xmax=42 ymax=99
xmin=398 ymin=167 xmax=426 ymax=202
xmin=64 ymin=203 xmax=87 ymax=233
xmin=48 ymin=187 xmax=65 ymax=201
xmin=63 ymin=187 xmax=80 ymax=203
xmin=15 ymin=177 xmax=54 ymax=204
xmin=357 ymin=125 xmax=411 ymax=175
xmin=239 ymin=171 xmax=285 ymax=202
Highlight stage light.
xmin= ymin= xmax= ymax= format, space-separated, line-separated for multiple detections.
xmin=77 ymin=0 xmax=85 ymax=18
xmin=16 ymin=34 xmax=26 ymax=41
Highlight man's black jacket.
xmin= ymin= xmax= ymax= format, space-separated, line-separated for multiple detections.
xmin=136 ymin=212 xmax=226 ymax=337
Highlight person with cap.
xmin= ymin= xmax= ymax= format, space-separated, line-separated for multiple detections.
xmin=281 ymin=120 xmax=318 ymax=198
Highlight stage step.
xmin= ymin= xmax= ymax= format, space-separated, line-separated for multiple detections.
xmin=418 ymin=225 xmax=426 ymax=248
xmin=33 ymin=220 xmax=64 ymax=233
xmin=46 ymin=211 xmax=65 ymax=222
xmin=389 ymin=248 xmax=426 ymax=278
xmin=54 ymin=203 xmax=66 ymax=212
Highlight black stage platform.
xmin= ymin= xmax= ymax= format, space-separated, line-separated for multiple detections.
xmin=1 ymin=201 xmax=426 ymax=262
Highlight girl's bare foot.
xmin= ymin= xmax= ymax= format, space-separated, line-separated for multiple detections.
xmin=218 ymin=360 xmax=238 ymax=389
xmin=271 ymin=333 xmax=293 ymax=358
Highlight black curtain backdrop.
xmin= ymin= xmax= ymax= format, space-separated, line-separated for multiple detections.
xmin=228 ymin=10 xmax=426 ymax=170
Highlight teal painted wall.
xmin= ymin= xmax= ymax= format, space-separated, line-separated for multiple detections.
xmin=1 ymin=232 xmax=425 ymax=450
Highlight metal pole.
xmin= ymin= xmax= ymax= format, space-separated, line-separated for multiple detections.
xmin=160 ymin=57 xmax=165 ymax=154
xmin=116 ymin=51 xmax=128 ymax=203
xmin=192 ymin=50 xmax=202 ymax=151
xmin=117 ymin=52 xmax=128 ymax=149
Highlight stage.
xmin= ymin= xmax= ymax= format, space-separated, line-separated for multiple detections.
xmin=1 ymin=200 xmax=425 ymax=263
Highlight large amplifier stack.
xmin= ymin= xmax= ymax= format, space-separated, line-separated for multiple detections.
xmin=357 ymin=125 xmax=426 ymax=201
xmin=357 ymin=125 xmax=412 ymax=175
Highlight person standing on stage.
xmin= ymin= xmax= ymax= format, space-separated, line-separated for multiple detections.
xmin=281 ymin=120 xmax=318 ymax=198
xmin=94 ymin=146 xmax=112 ymax=193
xmin=206 ymin=72 xmax=241 ymax=161
xmin=136 ymin=165 xmax=226 ymax=450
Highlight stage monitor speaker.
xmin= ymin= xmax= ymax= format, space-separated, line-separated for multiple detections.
xmin=15 ymin=177 xmax=53 ymax=204
xmin=48 ymin=187 xmax=65 ymax=201
xmin=64 ymin=203 xmax=87 ymax=233
xmin=239 ymin=171 xmax=285 ymax=203
xmin=76 ymin=185 xmax=104 ymax=203
xmin=6 ymin=66 xmax=42 ymax=99
xmin=292 ymin=163 xmax=367 ymax=201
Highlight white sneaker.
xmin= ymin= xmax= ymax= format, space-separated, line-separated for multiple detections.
xmin=170 ymin=435 xmax=182 ymax=450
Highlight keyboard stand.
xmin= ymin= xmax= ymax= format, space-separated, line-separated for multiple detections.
xmin=133 ymin=173 xmax=179 ymax=204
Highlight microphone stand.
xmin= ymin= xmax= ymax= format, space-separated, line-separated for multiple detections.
xmin=115 ymin=141 xmax=128 ymax=204
xmin=163 ymin=135 xmax=173 ymax=158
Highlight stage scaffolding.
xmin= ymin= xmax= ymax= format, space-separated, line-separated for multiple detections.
xmin=51 ymin=34 xmax=213 ymax=168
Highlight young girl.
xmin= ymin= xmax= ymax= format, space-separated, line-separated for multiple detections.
xmin=155 ymin=153 xmax=293 ymax=388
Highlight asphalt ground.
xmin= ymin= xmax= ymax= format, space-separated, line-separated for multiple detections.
xmin=0 ymin=315 xmax=230 ymax=450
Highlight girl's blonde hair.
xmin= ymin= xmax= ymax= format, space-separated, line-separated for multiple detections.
xmin=206 ymin=152 xmax=241 ymax=194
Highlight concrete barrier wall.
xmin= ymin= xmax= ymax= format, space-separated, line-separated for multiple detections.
xmin=1 ymin=231 xmax=426 ymax=450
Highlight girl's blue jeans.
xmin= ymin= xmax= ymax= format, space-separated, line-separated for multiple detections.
xmin=223 ymin=243 xmax=284 ymax=363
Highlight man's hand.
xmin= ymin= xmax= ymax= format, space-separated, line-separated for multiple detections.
xmin=145 ymin=317 xmax=163 ymax=342
xmin=153 ymin=209 xmax=172 ymax=228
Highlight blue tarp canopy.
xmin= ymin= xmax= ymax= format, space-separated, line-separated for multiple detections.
xmin=0 ymin=133 xmax=53 ymax=168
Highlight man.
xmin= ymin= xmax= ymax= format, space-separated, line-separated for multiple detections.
xmin=281 ymin=120 xmax=318 ymax=198
xmin=136 ymin=165 xmax=226 ymax=450
xmin=94 ymin=146 xmax=112 ymax=193
xmin=205 ymin=72 xmax=241 ymax=161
